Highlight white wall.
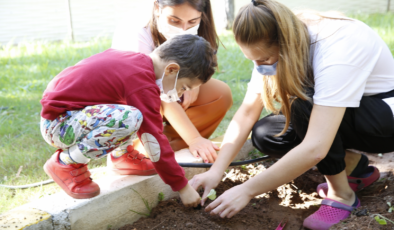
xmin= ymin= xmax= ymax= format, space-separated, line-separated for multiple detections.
xmin=0 ymin=0 xmax=152 ymax=45
xmin=0 ymin=0 xmax=69 ymax=45
xmin=68 ymin=0 xmax=152 ymax=42
xmin=234 ymin=0 xmax=391 ymax=14
xmin=0 ymin=0 xmax=392 ymax=45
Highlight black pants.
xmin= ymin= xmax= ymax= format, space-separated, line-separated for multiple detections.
xmin=251 ymin=88 xmax=394 ymax=175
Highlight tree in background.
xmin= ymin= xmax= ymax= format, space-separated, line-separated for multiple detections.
xmin=224 ymin=0 xmax=235 ymax=29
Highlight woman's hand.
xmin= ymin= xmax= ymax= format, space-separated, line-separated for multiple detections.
xmin=179 ymin=183 xmax=201 ymax=207
xmin=205 ymin=184 xmax=253 ymax=218
xmin=181 ymin=87 xmax=200 ymax=110
xmin=189 ymin=170 xmax=222 ymax=205
xmin=188 ymin=136 xmax=220 ymax=163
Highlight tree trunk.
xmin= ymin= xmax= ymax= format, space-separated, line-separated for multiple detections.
xmin=224 ymin=0 xmax=235 ymax=30
xmin=65 ymin=0 xmax=74 ymax=41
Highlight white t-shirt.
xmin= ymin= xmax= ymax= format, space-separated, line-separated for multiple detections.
xmin=112 ymin=25 xmax=156 ymax=55
xmin=247 ymin=17 xmax=394 ymax=111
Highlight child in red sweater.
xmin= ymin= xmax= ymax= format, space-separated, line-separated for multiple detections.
xmin=40 ymin=34 xmax=217 ymax=207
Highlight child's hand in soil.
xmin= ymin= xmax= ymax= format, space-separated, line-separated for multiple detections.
xmin=189 ymin=170 xmax=222 ymax=206
xmin=205 ymin=184 xmax=252 ymax=218
xmin=179 ymin=183 xmax=201 ymax=208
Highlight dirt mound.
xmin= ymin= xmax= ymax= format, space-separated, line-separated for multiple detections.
xmin=119 ymin=153 xmax=394 ymax=230
xmin=120 ymin=163 xmax=325 ymax=230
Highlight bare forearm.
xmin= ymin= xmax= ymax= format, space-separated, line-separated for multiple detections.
xmin=243 ymin=143 xmax=322 ymax=197
xmin=210 ymin=106 xmax=260 ymax=174
xmin=203 ymin=106 xmax=347 ymax=217
xmin=243 ymin=106 xmax=346 ymax=198
xmin=162 ymin=102 xmax=200 ymax=144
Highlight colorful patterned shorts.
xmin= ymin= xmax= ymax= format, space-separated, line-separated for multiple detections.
xmin=40 ymin=104 xmax=143 ymax=160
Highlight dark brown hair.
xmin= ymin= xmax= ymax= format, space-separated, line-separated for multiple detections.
xmin=148 ymin=0 xmax=219 ymax=51
xmin=155 ymin=34 xmax=217 ymax=83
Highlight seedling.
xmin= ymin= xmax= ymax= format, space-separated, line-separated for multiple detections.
xmin=207 ymin=189 xmax=217 ymax=200
xmin=369 ymin=214 xmax=394 ymax=228
xmin=388 ymin=202 xmax=394 ymax=213
xmin=375 ymin=215 xmax=387 ymax=225
xmin=158 ymin=192 xmax=164 ymax=202
xmin=129 ymin=189 xmax=153 ymax=217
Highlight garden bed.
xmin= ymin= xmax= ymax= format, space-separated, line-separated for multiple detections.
xmin=119 ymin=160 xmax=327 ymax=230
xmin=118 ymin=154 xmax=394 ymax=230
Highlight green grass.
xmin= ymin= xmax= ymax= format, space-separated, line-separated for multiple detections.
xmin=0 ymin=38 xmax=112 ymax=213
xmin=1 ymin=13 xmax=394 ymax=214
xmin=350 ymin=13 xmax=394 ymax=54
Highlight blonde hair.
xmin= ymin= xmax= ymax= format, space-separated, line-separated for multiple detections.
xmin=233 ymin=0 xmax=314 ymax=136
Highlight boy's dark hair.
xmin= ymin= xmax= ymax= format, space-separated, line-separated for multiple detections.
xmin=155 ymin=34 xmax=217 ymax=83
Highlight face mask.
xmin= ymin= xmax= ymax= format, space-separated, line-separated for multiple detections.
xmin=156 ymin=64 xmax=180 ymax=103
xmin=157 ymin=11 xmax=200 ymax=40
xmin=255 ymin=61 xmax=278 ymax=76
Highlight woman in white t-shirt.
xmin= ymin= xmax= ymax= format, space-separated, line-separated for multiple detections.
xmin=190 ymin=0 xmax=394 ymax=228
xmin=112 ymin=0 xmax=232 ymax=163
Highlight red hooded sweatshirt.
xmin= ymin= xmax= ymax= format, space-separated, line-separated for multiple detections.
xmin=41 ymin=49 xmax=187 ymax=191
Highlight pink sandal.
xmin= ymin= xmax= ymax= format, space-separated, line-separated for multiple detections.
xmin=303 ymin=197 xmax=360 ymax=230
xmin=317 ymin=166 xmax=380 ymax=198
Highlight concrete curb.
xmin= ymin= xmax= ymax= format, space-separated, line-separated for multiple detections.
xmin=0 ymin=139 xmax=254 ymax=230
xmin=0 ymin=207 xmax=52 ymax=230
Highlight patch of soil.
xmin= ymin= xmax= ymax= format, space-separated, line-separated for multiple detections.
xmin=330 ymin=173 xmax=394 ymax=230
xmin=120 ymin=162 xmax=325 ymax=230
xmin=119 ymin=153 xmax=394 ymax=230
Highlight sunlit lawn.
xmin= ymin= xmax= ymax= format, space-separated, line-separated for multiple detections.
xmin=1 ymin=13 xmax=393 ymax=214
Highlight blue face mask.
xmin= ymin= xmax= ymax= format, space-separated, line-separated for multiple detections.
xmin=255 ymin=62 xmax=278 ymax=76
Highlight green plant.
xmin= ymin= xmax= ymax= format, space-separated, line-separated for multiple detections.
xmin=375 ymin=215 xmax=387 ymax=225
xmin=129 ymin=189 xmax=154 ymax=217
xmin=158 ymin=192 xmax=164 ymax=202
xmin=207 ymin=189 xmax=217 ymax=200
xmin=248 ymin=149 xmax=267 ymax=160
xmin=388 ymin=202 xmax=394 ymax=213
xmin=369 ymin=214 xmax=394 ymax=227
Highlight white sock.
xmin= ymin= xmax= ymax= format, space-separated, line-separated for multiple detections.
xmin=111 ymin=148 xmax=127 ymax=158
xmin=66 ymin=145 xmax=90 ymax=164
xmin=59 ymin=150 xmax=79 ymax=165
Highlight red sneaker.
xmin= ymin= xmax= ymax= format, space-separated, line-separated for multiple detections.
xmin=109 ymin=145 xmax=157 ymax=176
xmin=44 ymin=150 xmax=100 ymax=199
